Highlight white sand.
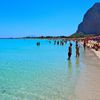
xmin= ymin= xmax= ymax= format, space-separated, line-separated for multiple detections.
xmin=75 ymin=49 xmax=100 ymax=100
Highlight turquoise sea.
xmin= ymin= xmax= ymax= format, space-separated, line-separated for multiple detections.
xmin=0 ymin=39 xmax=85 ymax=100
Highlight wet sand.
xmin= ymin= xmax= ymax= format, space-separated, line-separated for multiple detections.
xmin=75 ymin=49 xmax=100 ymax=100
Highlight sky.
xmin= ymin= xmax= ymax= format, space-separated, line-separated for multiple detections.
xmin=0 ymin=0 xmax=99 ymax=37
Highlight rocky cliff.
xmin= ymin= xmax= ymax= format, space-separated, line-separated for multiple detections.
xmin=77 ymin=3 xmax=100 ymax=35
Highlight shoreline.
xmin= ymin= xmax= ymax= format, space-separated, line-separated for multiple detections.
xmin=79 ymin=41 xmax=100 ymax=59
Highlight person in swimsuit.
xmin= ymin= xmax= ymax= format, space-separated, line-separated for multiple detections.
xmin=68 ymin=43 xmax=72 ymax=60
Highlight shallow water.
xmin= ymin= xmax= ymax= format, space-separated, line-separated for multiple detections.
xmin=0 ymin=39 xmax=85 ymax=100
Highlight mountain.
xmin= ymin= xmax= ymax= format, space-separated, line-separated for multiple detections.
xmin=77 ymin=3 xmax=100 ymax=35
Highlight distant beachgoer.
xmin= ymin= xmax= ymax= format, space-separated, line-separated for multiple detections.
xmin=37 ymin=42 xmax=40 ymax=46
xmin=54 ymin=41 xmax=56 ymax=45
xmin=57 ymin=41 xmax=59 ymax=45
xmin=68 ymin=43 xmax=72 ymax=60
xmin=62 ymin=42 xmax=64 ymax=46
xmin=76 ymin=44 xmax=80 ymax=57
xmin=60 ymin=41 xmax=64 ymax=46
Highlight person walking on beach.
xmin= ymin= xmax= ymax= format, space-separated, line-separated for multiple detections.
xmin=68 ymin=43 xmax=72 ymax=60
xmin=76 ymin=44 xmax=80 ymax=57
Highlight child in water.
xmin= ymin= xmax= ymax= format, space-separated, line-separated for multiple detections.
xmin=76 ymin=44 xmax=80 ymax=57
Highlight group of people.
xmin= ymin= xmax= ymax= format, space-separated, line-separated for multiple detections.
xmin=54 ymin=40 xmax=67 ymax=46
xmin=68 ymin=41 xmax=80 ymax=60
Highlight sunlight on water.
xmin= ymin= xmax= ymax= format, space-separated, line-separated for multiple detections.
xmin=0 ymin=39 xmax=85 ymax=100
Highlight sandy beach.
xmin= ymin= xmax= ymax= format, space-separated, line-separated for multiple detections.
xmin=91 ymin=49 xmax=100 ymax=59
xmin=75 ymin=49 xmax=100 ymax=100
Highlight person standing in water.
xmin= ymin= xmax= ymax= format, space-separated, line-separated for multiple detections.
xmin=83 ymin=40 xmax=86 ymax=50
xmin=68 ymin=43 xmax=72 ymax=60
xmin=76 ymin=44 xmax=80 ymax=57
